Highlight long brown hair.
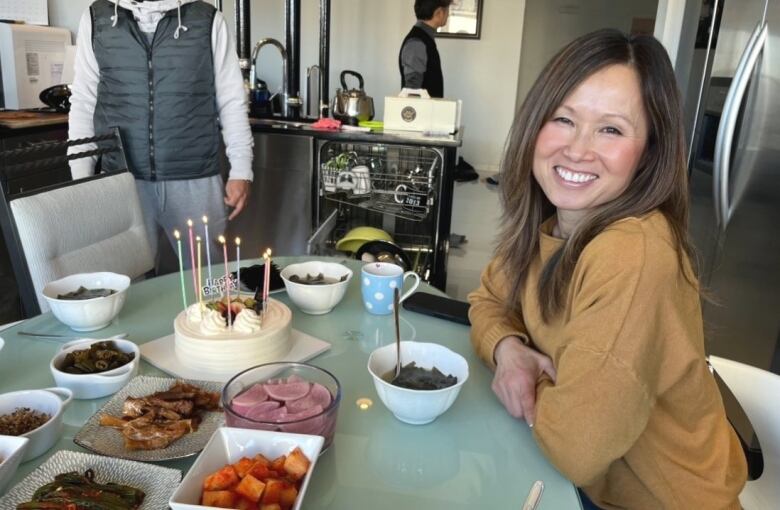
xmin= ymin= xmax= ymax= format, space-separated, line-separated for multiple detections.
xmin=496 ymin=28 xmax=695 ymax=321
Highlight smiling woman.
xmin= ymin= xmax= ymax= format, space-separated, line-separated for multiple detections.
xmin=468 ymin=29 xmax=748 ymax=509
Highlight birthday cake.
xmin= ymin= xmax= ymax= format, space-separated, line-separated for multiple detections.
xmin=173 ymin=297 xmax=293 ymax=375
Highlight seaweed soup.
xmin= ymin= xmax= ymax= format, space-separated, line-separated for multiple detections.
xmin=382 ymin=362 xmax=458 ymax=391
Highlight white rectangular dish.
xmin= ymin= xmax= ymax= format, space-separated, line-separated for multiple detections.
xmin=169 ymin=426 xmax=324 ymax=510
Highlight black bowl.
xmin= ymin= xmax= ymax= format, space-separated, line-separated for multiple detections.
xmin=355 ymin=240 xmax=412 ymax=271
xmin=39 ymin=84 xmax=71 ymax=113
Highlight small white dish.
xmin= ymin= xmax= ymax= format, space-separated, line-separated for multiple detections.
xmin=0 ymin=435 xmax=29 ymax=494
xmin=280 ymin=261 xmax=353 ymax=315
xmin=169 ymin=427 xmax=324 ymax=510
xmin=0 ymin=387 xmax=73 ymax=461
xmin=42 ymin=272 xmax=130 ymax=331
xmin=367 ymin=341 xmax=469 ymax=425
xmin=49 ymin=338 xmax=139 ymax=399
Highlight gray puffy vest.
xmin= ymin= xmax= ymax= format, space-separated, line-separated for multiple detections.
xmin=91 ymin=0 xmax=219 ymax=181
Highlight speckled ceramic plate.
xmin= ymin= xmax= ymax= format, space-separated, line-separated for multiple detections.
xmin=0 ymin=450 xmax=181 ymax=509
xmin=73 ymin=375 xmax=224 ymax=462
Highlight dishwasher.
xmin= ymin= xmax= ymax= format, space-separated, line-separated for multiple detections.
xmin=309 ymin=139 xmax=450 ymax=290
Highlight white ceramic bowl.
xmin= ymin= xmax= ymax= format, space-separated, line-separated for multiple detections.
xmin=280 ymin=261 xmax=353 ymax=315
xmin=0 ymin=387 xmax=73 ymax=461
xmin=49 ymin=338 xmax=139 ymax=399
xmin=0 ymin=435 xmax=29 ymax=493
xmin=42 ymin=272 xmax=130 ymax=331
xmin=367 ymin=341 xmax=469 ymax=425
xmin=169 ymin=426 xmax=324 ymax=510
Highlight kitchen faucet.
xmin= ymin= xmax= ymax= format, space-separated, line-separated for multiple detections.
xmin=249 ymin=38 xmax=296 ymax=118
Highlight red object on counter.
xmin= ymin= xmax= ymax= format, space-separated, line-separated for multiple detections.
xmin=311 ymin=118 xmax=342 ymax=130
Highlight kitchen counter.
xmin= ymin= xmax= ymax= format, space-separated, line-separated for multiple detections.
xmin=249 ymin=117 xmax=463 ymax=148
xmin=0 ymin=111 xmax=68 ymax=131
xmin=0 ymin=114 xmax=463 ymax=149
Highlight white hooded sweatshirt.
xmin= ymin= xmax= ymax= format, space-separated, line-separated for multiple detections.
xmin=68 ymin=0 xmax=253 ymax=182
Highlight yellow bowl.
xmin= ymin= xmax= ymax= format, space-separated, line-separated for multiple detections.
xmin=335 ymin=227 xmax=393 ymax=253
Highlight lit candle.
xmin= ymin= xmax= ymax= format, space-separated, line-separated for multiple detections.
xmin=187 ymin=219 xmax=197 ymax=300
xmin=174 ymin=230 xmax=187 ymax=310
xmin=219 ymin=235 xmax=232 ymax=328
xmin=263 ymin=248 xmax=272 ymax=313
xmin=196 ymin=235 xmax=203 ymax=312
xmin=235 ymin=237 xmax=241 ymax=296
xmin=202 ymin=216 xmax=213 ymax=289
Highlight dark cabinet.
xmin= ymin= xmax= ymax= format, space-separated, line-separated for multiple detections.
xmin=0 ymin=124 xmax=70 ymax=321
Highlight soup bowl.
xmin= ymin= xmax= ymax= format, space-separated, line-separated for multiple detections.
xmin=368 ymin=341 xmax=469 ymax=425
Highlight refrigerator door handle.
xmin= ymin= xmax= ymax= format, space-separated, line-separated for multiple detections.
xmin=713 ymin=21 xmax=767 ymax=230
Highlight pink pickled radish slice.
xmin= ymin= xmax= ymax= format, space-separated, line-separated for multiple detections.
xmin=286 ymin=383 xmax=332 ymax=413
xmin=264 ymin=381 xmax=311 ymax=401
xmin=230 ymin=384 xmax=268 ymax=413
xmin=244 ymin=401 xmax=281 ymax=420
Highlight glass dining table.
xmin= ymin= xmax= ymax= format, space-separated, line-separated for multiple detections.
xmin=0 ymin=256 xmax=582 ymax=509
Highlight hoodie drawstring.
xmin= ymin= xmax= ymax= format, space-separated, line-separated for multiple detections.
xmin=110 ymin=0 xmax=119 ymax=27
xmin=174 ymin=1 xmax=189 ymax=39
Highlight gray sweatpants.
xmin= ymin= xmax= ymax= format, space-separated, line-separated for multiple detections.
xmin=135 ymin=175 xmax=227 ymax=270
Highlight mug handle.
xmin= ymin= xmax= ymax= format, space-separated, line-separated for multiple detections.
xmin=43 ymin=387 xmax=74 ymax=408
xmin=398 ymin=271 xmax=421 ymax=303
xmin=337 ymin=171 xmax=356 ymax=190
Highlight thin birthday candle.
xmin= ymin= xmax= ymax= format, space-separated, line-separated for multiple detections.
xmin=187 ymin=219 xmax=197 ymax=300
xmin=173 ymin=230 xmax=187 ymax=310
xmin=235 ymin=237 xmax=241 ymax=296
xmin=261 ymin=250 xmax=269 ymax=314
xmin=219 ymin=235 xmax=232 ymax=328
xmin=202 ymin=215 xmax=213 ymax=288
xmin=196 ymin=235 xmax=203 ymax=312
xmin=263 ymin=248 xmax=272 ymax=313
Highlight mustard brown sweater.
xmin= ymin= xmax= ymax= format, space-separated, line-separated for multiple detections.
xmin=468 ymin=211 xmax=747 ymax=509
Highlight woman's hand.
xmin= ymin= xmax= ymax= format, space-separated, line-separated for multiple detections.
xmin=492 ymin=336 xmax=557 ymax=426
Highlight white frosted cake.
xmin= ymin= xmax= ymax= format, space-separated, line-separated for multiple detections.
xmin=174 ymin=297 xmax=292 ymax=375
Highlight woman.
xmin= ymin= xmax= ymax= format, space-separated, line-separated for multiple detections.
xmin=468 ymin=29 xmax=747 ymax=509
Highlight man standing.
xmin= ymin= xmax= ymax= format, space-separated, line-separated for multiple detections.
xmin=399 ymin=0 xmax=478 ymax=185
xmin=68 ymin=0 xmax=253 ymax=265
xmin=399 ymin=0 xmax=451 ymax=98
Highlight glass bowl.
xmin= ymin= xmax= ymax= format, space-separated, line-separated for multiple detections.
xmin=222 ymin=362 xmax=341 ymax=451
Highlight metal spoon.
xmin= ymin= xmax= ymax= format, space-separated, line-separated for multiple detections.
xmin=393 ymin=287 xmax=402 ymax=378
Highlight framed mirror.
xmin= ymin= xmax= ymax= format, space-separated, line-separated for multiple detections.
xmin=437 ymin=0 xmax=483 ymax=39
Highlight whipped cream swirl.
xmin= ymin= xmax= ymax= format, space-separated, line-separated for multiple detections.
xmin=232 ymin=308 xmax=262 ymax=333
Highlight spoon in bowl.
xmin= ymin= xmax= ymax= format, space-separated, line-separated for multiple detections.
xmin=394 ymin=287 xmax=402 ymax=378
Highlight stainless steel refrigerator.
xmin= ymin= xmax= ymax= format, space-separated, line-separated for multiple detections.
xmin=684 ymin=0 xmax=780 ymax=464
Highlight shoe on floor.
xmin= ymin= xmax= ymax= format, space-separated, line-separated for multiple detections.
xmin=449 ymin=233 xmax=468 ymax=247
xmin=454 ymin=168 xmax=479 ymax=182
xmin=454 ymin=157 xmax=479 ymax=182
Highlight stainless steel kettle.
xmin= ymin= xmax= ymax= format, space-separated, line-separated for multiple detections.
xmin=331 ymin=70 xmax=375 ymax=125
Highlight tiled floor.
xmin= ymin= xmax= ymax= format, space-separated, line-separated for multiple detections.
xmin=445 ymin=177 xmax=501 ymax=300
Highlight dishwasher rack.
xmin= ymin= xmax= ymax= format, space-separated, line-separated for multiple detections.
xmin=312 ymin=140 xmax=450 ymax=287
xmin=318 ymin=142 xmax=442 ymax=222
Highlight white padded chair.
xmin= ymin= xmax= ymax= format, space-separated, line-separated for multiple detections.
xmin=9 ymin=171 xmax=154 ymax=315
xmin=709 ymin=356 xmax=780 ymax=510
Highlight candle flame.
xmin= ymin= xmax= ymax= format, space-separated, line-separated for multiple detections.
xmin=173 ymin=230 xmax=180 ymax=239
xmin=235 ymin=237 xmax=241 ymax=246
xmin=187 ymin=219 xmax=193 ymax=227
xmin=267 ymin=248 xmax=272 ymax=257
xmin=202 ymin=215 xmax=208 ymax=223
xmin=218 ymin=235 xmax=226 ymax=244
xmin=196 ymin=236 xmax=202 ymax=242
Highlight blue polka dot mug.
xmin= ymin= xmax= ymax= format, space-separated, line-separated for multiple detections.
xmin=361 ymin=262 xmax=421 ymax=315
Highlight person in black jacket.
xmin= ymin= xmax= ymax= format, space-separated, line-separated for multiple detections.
xmin=398 ymin=0 xmax=451 ymax=98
